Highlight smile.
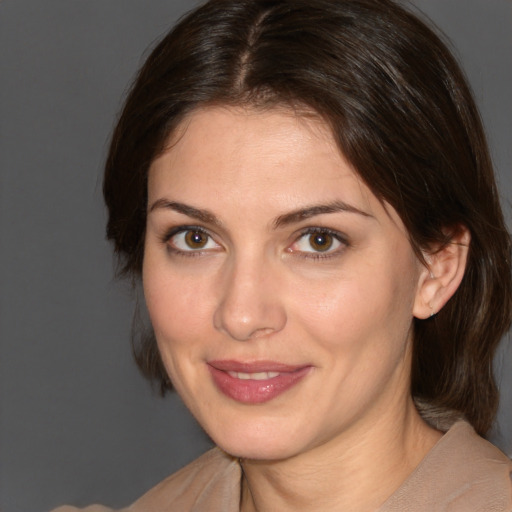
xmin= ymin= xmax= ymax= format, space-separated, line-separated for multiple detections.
xmin=208 ymin=360 xmax=312 ymax=404
xmin=227 ymin=371 xmax=280 ymax=380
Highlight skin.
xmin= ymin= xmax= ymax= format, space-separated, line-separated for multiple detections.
xmin=143 ymin=106 xmax=465 ymax=511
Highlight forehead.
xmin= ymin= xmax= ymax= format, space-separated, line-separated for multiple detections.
xmin=159 ymin=105 xmax=341 ymax=170
xmin=147 ymin=105 xmax=399 ymax=227
xmin=152 ymin=106 xmax=352 ymax=185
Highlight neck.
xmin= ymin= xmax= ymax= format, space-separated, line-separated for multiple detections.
xmin=240 ymin=397 xmax=441 ymax=512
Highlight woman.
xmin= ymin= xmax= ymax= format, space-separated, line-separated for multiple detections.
xmin=55 ymin=0 xmax=512 ymax=510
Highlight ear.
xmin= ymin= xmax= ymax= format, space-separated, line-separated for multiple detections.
xmin=413 ymin=226 xmax=471 ymax=319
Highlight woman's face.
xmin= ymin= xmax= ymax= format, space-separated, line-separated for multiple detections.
xmin=143 ymin=106 xmax=426 ymax=460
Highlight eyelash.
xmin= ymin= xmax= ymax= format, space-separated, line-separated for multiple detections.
xmin=290 ymin=227 xmax=349 ymax=260
xmin=161 ymin=225 xmax=218 ymax=258
xmin=160 ymin=226 xmax=349 ymax=260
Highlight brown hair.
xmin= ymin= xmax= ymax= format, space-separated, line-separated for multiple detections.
xmin=104 ymin=0 xmax=512 ymax=436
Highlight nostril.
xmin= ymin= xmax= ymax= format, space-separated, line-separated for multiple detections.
xmin=247 ymin=327 xmax=277 ymax=340
xmin=212 ymin=299 xmax=287 ymax=342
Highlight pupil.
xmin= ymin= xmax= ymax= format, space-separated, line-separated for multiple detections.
xmin=310 ymin=232 xmax=332 ymax=251
xmin=185 ymin=230 xmax=207 ymax=248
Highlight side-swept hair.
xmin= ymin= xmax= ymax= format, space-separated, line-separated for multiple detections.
xmin=104 ymin=0 xmax=512 ymax=435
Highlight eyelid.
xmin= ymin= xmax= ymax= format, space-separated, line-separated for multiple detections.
xmin=162 ymin=225 xmax=222 ymax=254
xmin=162 ymin=225 xmax=207 ymax=242
xmin=288 ymin=226 xmax=349 ymax=258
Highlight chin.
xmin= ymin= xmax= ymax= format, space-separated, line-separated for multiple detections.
xmin=217 ymin=437 xmax=299 ymax=461
xmin=205 ymin=415 xmax=311 ymax=461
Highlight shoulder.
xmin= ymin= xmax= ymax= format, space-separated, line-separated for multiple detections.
xmin=50 ymin=448 xmax=241 ymax=512
xmin=380 ymin=421 xmax=512 ymax=512
xmin=128 ymin=447 xmax=241 ymax=511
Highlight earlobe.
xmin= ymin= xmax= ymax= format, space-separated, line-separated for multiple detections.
xmin=413 ymin=227 xmax=471 ymax=319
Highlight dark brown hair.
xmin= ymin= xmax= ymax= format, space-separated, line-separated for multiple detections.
xmin=104 ymin=0 xmax=512 ymax=435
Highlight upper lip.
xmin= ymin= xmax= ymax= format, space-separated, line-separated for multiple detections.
xmin=208 ymin=360 xmax=309 ymax=373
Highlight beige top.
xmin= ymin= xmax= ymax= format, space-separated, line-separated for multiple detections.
xmin=53 ymin=421 xmax=512 ymax=512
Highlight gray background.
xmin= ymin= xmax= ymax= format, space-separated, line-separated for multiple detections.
xmin=0 ymin=1 xmax=510 ymax=511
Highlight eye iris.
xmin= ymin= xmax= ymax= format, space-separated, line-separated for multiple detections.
xmin=309 ymin=232 xmax=333 ymax=251
xmin=184 ymin=230 xmax=207 ymax=249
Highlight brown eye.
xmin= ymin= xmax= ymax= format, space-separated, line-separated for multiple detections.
xmin=289 ymin=229 xmax=344 ymax=256
xmin=184 ymin=230 xmax=208 ymax=249
xmin=169 ymin=229 xmax=219 ymax=253
xmin=308 ymin=232 xmax=333 ymax=252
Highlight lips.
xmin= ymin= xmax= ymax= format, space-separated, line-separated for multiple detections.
xmin=207 ymin=360 xmax=311 ymax=404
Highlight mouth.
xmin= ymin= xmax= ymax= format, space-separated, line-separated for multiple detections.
xmin=226 ymin=370 xmax=281 ymax=380
xmin=207 ymin=360 xmax=312 ymax=404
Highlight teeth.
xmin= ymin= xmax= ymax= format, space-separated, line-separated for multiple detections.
xmin=227 ymin=371 xmax=280 ymax=380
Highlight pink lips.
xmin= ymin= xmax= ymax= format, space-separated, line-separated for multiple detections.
xmin=207 ymin=360 xmax=311 ymax=404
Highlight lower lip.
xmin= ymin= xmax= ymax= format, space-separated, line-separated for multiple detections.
xmin=207 ymin=365 xmax=311 ymax=404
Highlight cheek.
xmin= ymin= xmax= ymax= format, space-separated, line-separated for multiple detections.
xmin=292 ymin=253 xmax=418 ymax=359
xmin=143 ymin=263 xmax=214 ymax=400
xmin=144 ymin=275 xmax=211 ymax=343
xmin=142 ymin=249 xmax=213 ymax=355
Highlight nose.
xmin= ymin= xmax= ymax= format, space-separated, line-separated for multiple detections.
xmin=213 ymin=255 xmax=287 ymax=342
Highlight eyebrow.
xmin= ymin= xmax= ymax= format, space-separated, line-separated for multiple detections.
xmin=149 ymin=198 xmax=373 ymax=229
xmin=149 ymin=199 xmax=222 ymax=228
xmin=273 ymin=200 xmax=373 ymax=228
